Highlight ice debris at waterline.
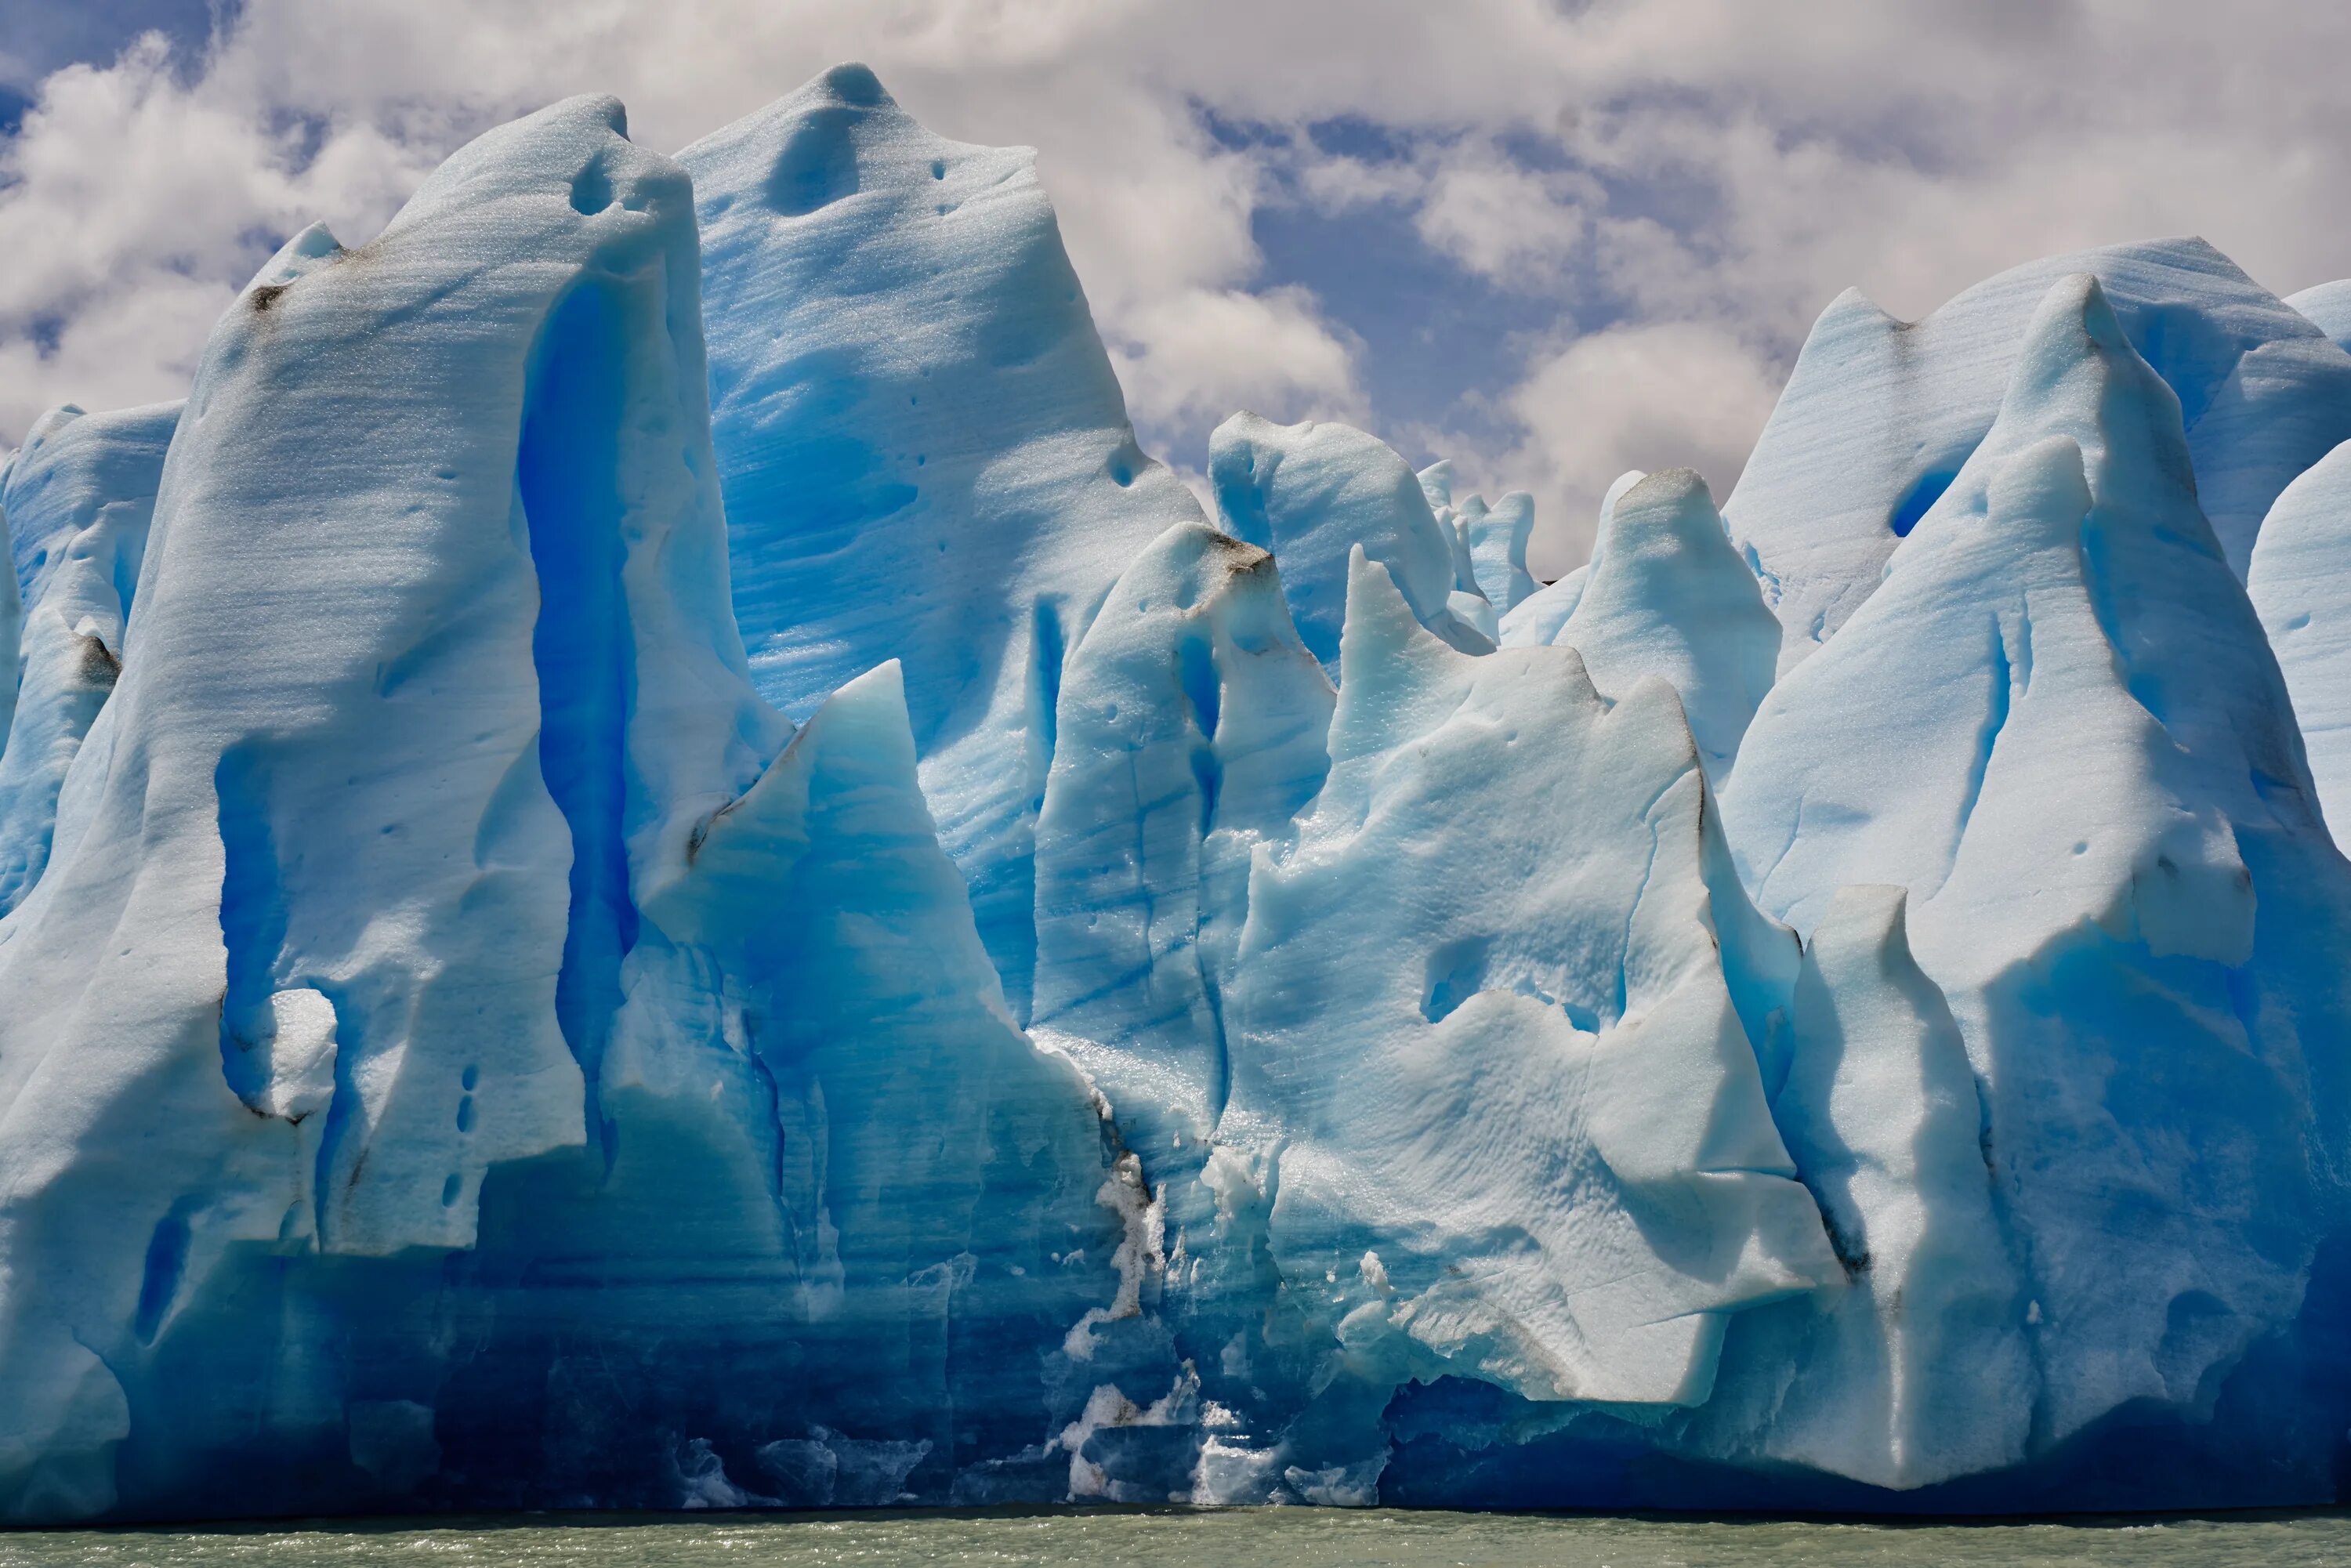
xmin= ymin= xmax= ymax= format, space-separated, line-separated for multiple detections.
xmin=2 ymin=63 xmax=2351 ymax=1525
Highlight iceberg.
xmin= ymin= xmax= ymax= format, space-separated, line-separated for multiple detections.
xmin=2 ymin=63 xmax=2351 ymax=1523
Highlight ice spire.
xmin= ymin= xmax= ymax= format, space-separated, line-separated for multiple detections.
xmin=681 ymin=63 xmax=1204 ymax=1019
xmin=0 ymin=400 xmax=179 ymax=915
xmin=1208 ymin=413 xmax=1493 ymax=666
xmin=1730 ymin=239 xmax=2351 ymax=672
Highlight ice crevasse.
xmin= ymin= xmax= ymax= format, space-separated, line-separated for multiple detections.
xmin=2 ymin=61 xmax=2351 ymax=1521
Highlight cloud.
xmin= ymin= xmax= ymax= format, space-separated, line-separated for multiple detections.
xmin=0 ymin=2 xmax=1383 ymax=451
xmin=1107 ymin=285 xmax=1367 ymax=434
xmin=7 ymin=2 xmax=2351 ymax=571
xmin=1412 ymin=154 xmax=1593 ymax=289
xmin=1292 ymin=139 xmax=1596 ymax=292
xmin=0 ymin=31 xmax=434 ymax=435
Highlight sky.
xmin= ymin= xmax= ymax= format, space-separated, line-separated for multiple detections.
xmin=5 ymin=2 xmax=2351 ymax=573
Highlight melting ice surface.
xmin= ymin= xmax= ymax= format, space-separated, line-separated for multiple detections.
xmin=3 ymin=63 xmax=2351 ymax=1525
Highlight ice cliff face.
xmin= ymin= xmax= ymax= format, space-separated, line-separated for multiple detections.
xmin=3 ymin=64 xmax=2351 ymax=1523
xmin=1718 ymin=275 xmax=2351 ymax=1491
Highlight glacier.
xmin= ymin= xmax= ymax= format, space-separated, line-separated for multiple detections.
xmin=2 ymin=66 xmax=2351 ymax=1524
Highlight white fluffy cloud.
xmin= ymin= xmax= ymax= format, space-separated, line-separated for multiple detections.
xmin=6 ymin=2 xmax=2351 ymax=569
xmin=0 ymin=32 xmax=435 ymax=435
xmin=1413 ymin=156 xmax=1596 ymax=290
xmin=1107 ymin=286 xmax=1368 ymax=433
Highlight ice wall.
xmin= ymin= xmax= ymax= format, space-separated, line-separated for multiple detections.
xmin=2 ymin=64 xmax=2351 ymax=1524
xmin=0 ymin=87 xmax=1120 ymax=1523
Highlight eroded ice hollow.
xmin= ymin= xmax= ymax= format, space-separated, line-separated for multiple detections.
xmin=1 ymin=61 xmax=2349 ymax=1524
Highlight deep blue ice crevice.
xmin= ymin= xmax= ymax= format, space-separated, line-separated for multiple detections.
xmin=518 ymin=278 xmax=644 ymax=1135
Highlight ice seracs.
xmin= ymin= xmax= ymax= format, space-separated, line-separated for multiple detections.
xmin=1030 ymin=520 xmax=1334 ymax=1165
xmin=613 ymin=659 xmax=1124 ymax=1503
xmin=1498 ymin=468 xmax=1646 ymax=648
xmin=2249 ymin=437 xmax=2351 ymax=842
xmin=1723 ymin=273 xmax=2349 ymax=1471
xmin=5 ymin=60 xmax=2351 ymax=1523
xmin=1209 ymin=413 xmax=1494 ymax=665
xmin=1507 ymin=468 xmax=1777 ymax=782
xmin=1421 ymin=460 xmax=1538 ymax=613
xmin=2288 ymin=279 xmax=2351 ymax=356
xmin=1730 ymin=238 xmax=2351 ymax=672
xmin=1220 ymin=549 xmax=1836 ymax=1407
xmin=681 ymin=62 xmax=1201 ymax=1017
xmin=1704 ymin=885 xmax=2028 ymax=1490
xmin=0 ymin=401 xmax=177 ymax=914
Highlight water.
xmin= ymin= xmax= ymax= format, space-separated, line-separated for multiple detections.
xmin=3 ymin=1510 xmax=2346 ymax=1568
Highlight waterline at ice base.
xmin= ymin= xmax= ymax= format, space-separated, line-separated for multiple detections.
xmin=5 ymin=63 xmax=2351 ymax=1523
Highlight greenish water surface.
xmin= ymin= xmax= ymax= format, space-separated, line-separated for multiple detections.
xmin=4 ymin=1509 xmax=2346 ymax=1567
